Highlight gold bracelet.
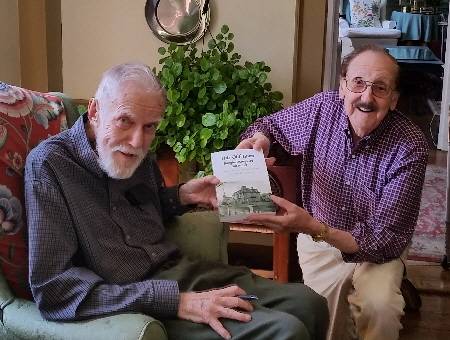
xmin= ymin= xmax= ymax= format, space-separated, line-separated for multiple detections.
xmin=311 ymin=223 xmax=329 ymax=242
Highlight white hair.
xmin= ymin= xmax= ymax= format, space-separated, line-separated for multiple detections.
xmin=94 ymin=63 xmax=166 ymax=110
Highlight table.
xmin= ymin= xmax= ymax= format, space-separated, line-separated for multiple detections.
xmin=391 ymin=11 xmax=440 ymax=42
xmin=385 ymin=45 xmax=443 ymax=64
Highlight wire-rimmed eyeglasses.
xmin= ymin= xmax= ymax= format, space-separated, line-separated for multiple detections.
xmin=345 ymin=78 xmax=393 ymax=98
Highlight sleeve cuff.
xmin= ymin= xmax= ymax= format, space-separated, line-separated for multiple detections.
xmin=148 ymin=280 xmax=180 ymax=317
xmin=160 ymin=185 xmax=196 ymax=216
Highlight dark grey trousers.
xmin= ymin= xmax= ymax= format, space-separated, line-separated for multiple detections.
xmin=154 ymin=257 xmax=329 ymax=340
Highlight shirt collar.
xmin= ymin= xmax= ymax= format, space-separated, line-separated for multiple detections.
xmin=69 ymin=114 xmax=105 ymax=178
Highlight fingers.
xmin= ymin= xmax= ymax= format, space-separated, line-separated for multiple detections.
xmin=265 ymin=157 xmax=276 ymax=166
xmin=236 ymin=133 xmax=270 ymax=156
xmin=213 ymin=284 xmax=246 ymax=297
xmin=245 ymin=214 xmax=286 ymax=231
xmin=236 ymin=139 xmax=254 ymax=150
xmin=270 ymin=195 xmax=295 ymax=210
xmin=202 ymin=175 xmax=220 ymax=185
xmin=209 ymin=318 xmax=231 ymax=339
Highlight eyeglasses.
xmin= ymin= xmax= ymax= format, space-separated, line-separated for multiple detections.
xmin=345 ymin=78 xmax=393 ymax=98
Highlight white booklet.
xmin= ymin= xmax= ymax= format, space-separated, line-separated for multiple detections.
xmin=211 ymin=149 xmax=276 ymax=223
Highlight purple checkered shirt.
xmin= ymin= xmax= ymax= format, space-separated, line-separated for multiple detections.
xmin=242 ymin=91 xmax=428 ymax=263
xmin=25 ymin=115 xmax=187 ymax=321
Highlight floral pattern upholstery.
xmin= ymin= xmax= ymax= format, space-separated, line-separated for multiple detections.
xmin=0 ymin=82 xmax=67 ymax=299
xmin=349 ymin=0 xmax=382 ymax=28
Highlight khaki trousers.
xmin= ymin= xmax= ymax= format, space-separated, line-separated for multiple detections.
xmin=297 ymin=233 xmax=405 ymax=340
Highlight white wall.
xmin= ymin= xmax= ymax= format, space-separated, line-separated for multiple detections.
xmin=0 ymin=0 xmax=20 ymax=86
xmin=61 ymin=0 xmax=296 ymax=105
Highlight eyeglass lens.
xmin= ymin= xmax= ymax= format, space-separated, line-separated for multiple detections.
xmin=346 ymin=78 xmax=390 ymax=98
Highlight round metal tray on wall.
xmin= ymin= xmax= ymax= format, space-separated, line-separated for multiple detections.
xmin=145 ymin=0 xmax=210 ymax=45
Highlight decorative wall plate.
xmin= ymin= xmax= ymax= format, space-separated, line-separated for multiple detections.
xmin=145 ymin=0 xmax=210 ymax=45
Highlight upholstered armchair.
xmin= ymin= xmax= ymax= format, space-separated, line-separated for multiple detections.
xmin=339 ymin=0 xmax=401 ymax=56
xmin=0 ymin=83 xmax=229 ymax=340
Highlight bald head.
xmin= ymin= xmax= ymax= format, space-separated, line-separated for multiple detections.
xmin=341 ymin=45 xmax=400 ymax=90
xmin=95 ymin=63 xmax=166 ymax=112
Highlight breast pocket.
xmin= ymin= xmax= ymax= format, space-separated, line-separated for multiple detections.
xmin=353 ymin=184 xmax=377 ymax=222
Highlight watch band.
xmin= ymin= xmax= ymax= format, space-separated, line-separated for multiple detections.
xmin=311 ymin=223 xmax=329 ymax=242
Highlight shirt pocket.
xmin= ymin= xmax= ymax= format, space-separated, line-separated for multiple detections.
xmin=353 ymin=184 xmax=377 ymax=222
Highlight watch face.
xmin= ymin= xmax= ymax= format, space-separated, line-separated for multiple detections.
xmin=145 ymin=0 xmax=210 ymax=45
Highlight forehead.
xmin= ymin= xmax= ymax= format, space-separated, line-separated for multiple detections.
xmin=346 ymin=51 xmax=397 ymax=84
xmin=110 ymin=82 xmax=165 ymax=117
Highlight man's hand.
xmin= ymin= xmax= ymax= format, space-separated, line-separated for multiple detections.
xmin=179 ymin=176 xmax=220 ymax=208
xmin=178 ymin=285 xmax=253 ymax=339
xmin=245 ymin=195 xmax=321 ymax=235
xmin=236 ymin=132 xmax=275 ymax=165
xmin=236 ymin=132 xmax=270 ymax=157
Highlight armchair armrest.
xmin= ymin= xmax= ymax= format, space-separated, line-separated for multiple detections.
xmin=0 ymin=270 xmax=167 ymax=340
xmin=165 ymin=211 xmax=229 ymax=264
xmin=2 ymin=299 xmax=166 ymax=340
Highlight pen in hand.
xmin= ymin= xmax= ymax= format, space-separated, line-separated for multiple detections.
xmin=238 ymin=294 xmax=259 ymax=301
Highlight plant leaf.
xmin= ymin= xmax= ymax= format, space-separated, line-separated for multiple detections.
xmin=200 ymin=127 xmax=213 ymax=141
xmin=213 ymin=82 xmax=227 ymax=94
xmin=198 ymin=87 xmax=207 ymax=99
xmin=202 ymin=112 xmax=217 ymax=127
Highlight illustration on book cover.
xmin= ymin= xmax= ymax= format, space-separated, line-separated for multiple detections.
xmin=211 ymin=149 xmax=276 ymax=223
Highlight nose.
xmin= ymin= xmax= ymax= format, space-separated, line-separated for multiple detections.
xmin=128 ymin=128 xmax=144 ymax=149
xmin=360 ymin=84 xmax=375 ymax=101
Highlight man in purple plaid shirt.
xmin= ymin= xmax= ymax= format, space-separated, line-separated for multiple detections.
xmin=239 ymin=45 xmax=428 ymax=340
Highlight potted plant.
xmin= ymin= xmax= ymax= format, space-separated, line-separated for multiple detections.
xmin=152 ymin=25 xmax=284 ymax=176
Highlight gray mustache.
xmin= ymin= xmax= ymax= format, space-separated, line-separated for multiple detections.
xmin=354 ymin=101 xmax=376 ymax=111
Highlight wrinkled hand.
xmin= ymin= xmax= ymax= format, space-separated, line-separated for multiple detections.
xmin=178 ymin=285 xmax=253 ymax=339
xmin=179 ymin=176 xmax=220 ymax=208
xmin=245 ymin=195 xmax=318 ymax=235
xmin=236 ymin=132 xmax=275 ymax=165
xmin=236 ymin=132 xmax=270 ymax=156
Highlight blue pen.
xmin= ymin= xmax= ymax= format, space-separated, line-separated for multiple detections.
xmin=238 ymin=294 xmax=259 ymax=301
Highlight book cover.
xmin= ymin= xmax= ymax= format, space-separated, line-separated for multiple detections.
xmin=211 ymin=149 xmax=276 ymax=223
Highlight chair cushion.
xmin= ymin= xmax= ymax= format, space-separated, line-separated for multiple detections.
xmin=0 ymin=82 xmax=67 ymax=299
xmin=349 ymin=0 xmax=382 ymax=28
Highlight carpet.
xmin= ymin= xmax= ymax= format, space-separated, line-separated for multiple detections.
xmin=408 ymin=164 xmax=447 ymax=262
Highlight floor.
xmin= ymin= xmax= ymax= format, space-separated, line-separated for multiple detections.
xmin=400 ymin=262 xmax=450 ymax=340
xmin=399 ymin=148 xmax=449 ymax=339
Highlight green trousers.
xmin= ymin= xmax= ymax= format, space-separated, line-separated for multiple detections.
xmin=154 ymin=257 xmax=329 ymax=340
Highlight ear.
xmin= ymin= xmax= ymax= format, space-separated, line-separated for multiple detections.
xmin=390 ymin=91 xmax=400 ymax=111
xmin=338 ymin=78 xmax=346 ymax=99
xmin=87 ymin=98 xmax=99 ymax=126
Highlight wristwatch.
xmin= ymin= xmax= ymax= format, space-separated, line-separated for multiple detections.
xmin=311 ymin=223 xmax=329 ymax=242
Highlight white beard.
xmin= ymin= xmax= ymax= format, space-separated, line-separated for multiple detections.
xmin=96 ymin=138 xmax=146 ymax=179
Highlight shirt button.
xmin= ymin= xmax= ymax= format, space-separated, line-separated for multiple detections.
xmin=351 ymin=155 xmax=356 ymax=159
xmin=341 ymin=206 xmax=346 ymax=211
xmin=112 ymin=206 xmax=117 ymax=211
xmin=125 ymin=235 xmax=131 ymax=241
xmin=345 ymin=181 xmax=351 ymax=186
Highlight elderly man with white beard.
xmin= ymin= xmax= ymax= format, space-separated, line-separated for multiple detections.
xmin=24 ymin=63 xmax=328 ymax=340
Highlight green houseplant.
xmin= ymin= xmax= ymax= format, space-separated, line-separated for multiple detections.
xmin=151 ymin=25 xmax=283 ymax=174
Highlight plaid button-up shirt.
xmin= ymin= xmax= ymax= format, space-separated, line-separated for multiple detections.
xmin=242 ymin=91 xmax=428 ymax=263
xmin=25 ymin=115 xmax=186 ymax=321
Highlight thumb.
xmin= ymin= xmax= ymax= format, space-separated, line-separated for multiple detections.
xmin=270 ymin=195 xmax=295 ymax=210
